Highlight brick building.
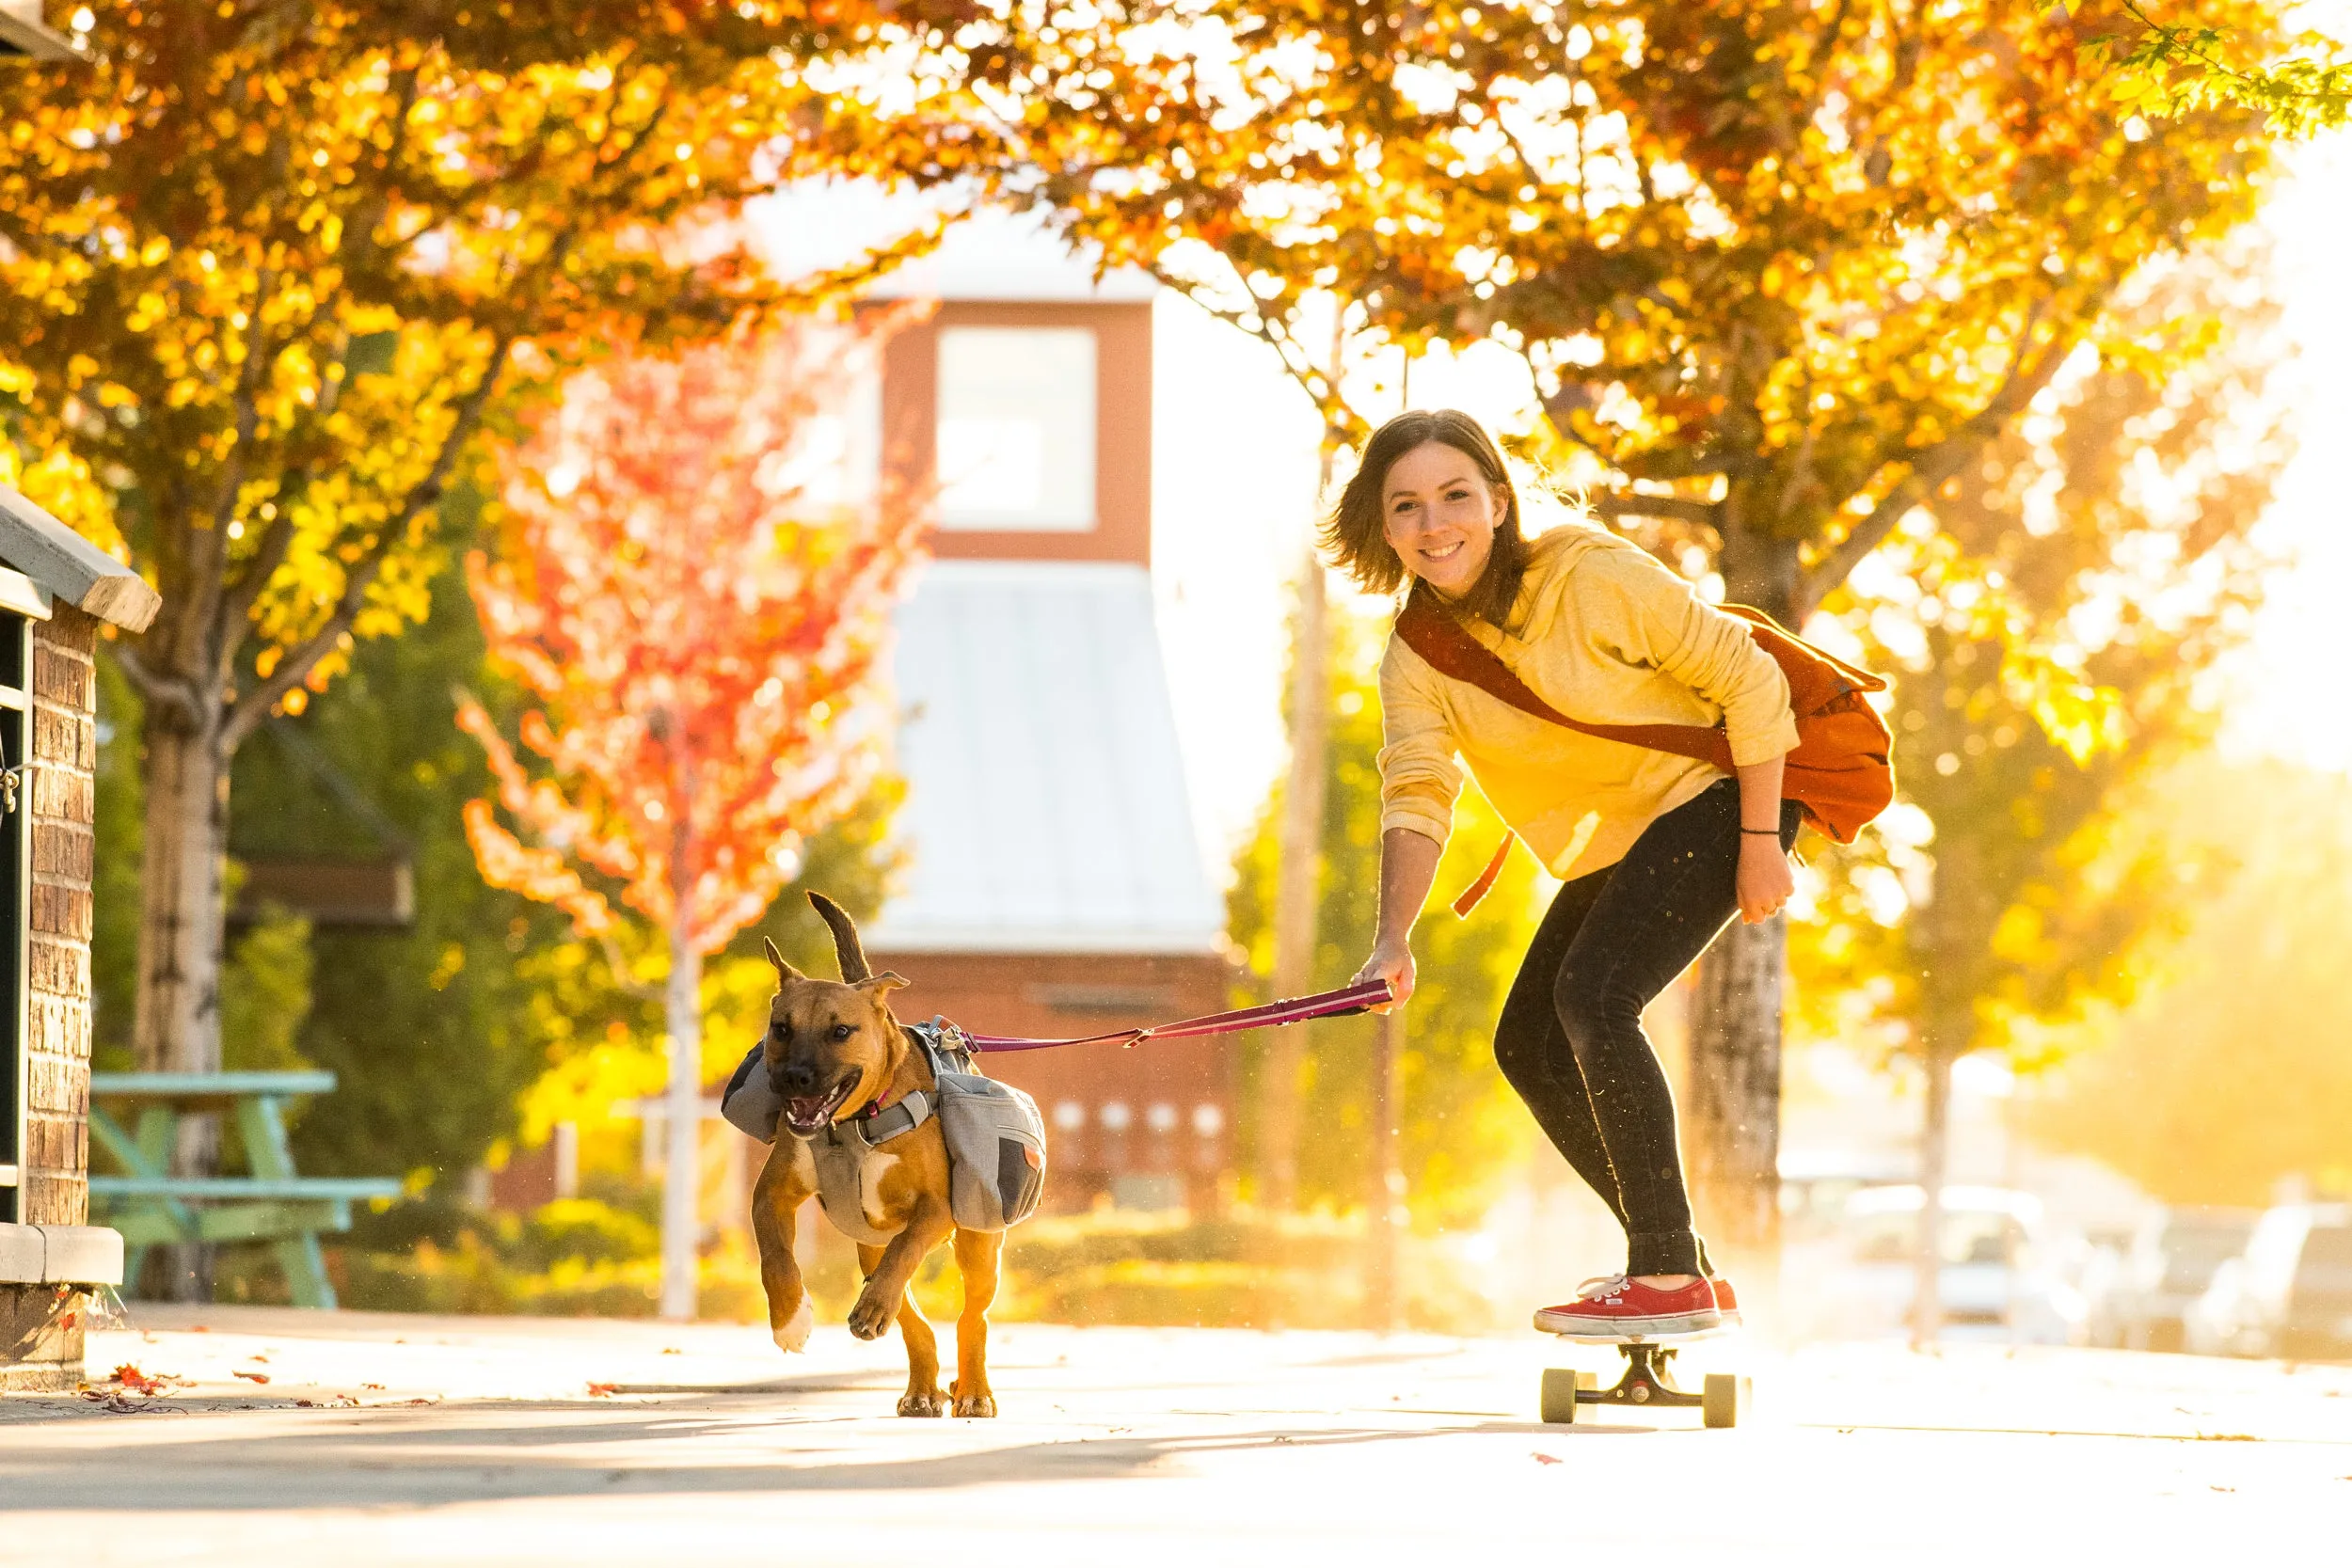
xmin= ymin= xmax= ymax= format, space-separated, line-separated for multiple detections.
xmin=0 ymin=487 xmax=162 ymax=1388
xmin=509 ymin=210 xmax=1248 ymax=1217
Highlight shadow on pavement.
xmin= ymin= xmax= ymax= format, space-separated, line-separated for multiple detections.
xmin=0 ymin=1403 xmax=1654 ymax=1511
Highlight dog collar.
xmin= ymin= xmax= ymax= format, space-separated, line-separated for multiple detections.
xmin=836 ymin=1088 xmax=933 ymax=1147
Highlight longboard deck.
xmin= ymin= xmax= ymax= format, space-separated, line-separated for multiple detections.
xmin=1536 ymin=1322 xmax=1739 ymax=1346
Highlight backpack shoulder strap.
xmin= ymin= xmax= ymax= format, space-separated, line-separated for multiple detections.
xmin=1714 ymin=603 xmax=1888 ymax=706
xmin=1391 ymin=585 xmax=1731 ymax=768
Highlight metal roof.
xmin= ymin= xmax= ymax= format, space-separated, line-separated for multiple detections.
xmin=0 ymin=485 xmax=161 ymax=630
xmin=0 ymin=0 xmax=79 ymax=59
xmin=863 ymin=561 xmax=1224 ymax=956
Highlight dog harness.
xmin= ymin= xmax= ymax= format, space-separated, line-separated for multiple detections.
xmin=796 ymin=1022 xmax=968 ymax=1246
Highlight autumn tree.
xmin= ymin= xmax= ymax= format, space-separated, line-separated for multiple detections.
xmin=950 ymin=0 xmax=2290 ymax=1253
xmin=460 ymin=320 xmax=923 ymax=1320
xmin=1788 ymin=245 xmax=2289 ymax=1337
xmin=0 ymin=4 xmax=975 ymax=1243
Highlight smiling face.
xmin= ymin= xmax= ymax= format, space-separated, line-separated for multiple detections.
xmin=1379 ymin=439 xmax=1507 ymax=598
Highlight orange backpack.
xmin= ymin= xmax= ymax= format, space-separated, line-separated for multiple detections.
xmin=1392 ymin=584 xmax=1895 ymax=912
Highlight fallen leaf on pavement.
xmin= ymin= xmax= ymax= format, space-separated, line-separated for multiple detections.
xmin=232 ymin=1370 xmax=271 ymax=1384
xmin=361 ymin=1383 xmax=386 ymax=1391
xmin=112 ymin=1364 xmax=163 ymax=1395
xmin=1533 ymin=1452 xmax=1563 ymax=1465
xmin=587 ymin=1382 xmax=618 ymax=1398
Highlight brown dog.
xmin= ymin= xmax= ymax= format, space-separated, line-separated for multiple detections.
xmin=749 ymin=892 xmax=1002 ymax=1418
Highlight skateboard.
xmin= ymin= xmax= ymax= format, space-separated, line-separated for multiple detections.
xmin=1537 ymin=1324 xmax=1749 ymax=1428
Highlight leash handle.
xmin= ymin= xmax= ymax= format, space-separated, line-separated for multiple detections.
xmin=963 ymin=977 xmax=1395 ymax=1053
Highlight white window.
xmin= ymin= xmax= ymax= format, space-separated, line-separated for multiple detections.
xmin=934 ymin=326 xmax=1096 ymax=531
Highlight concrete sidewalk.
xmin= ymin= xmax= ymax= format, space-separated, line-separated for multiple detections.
xmin=4 ymin=1306 xmax=2346 ymax=1563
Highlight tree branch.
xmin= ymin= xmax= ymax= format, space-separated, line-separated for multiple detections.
xmin=596 ymin=927 xmax=663 ymax=1004
xmin=168 ymin=263 xmax=278 ymax=683
xmin=210 ymin=320 xmax=356 ymax=681
xmin=1802 ymin=311 xmax=2079 ymax=607
xmin=218 ymin=324 xmax=525 ymax=753
xmin=112 ymin=645 xmax=203 ymax=731
xmin=1587 ymin=491 xmax=1721 ymax=526
xmin=218 ymin=550 xmax=389 ymax=756
xmin=210 ymin=473 xmax=306 ymax=690
xmin=1150 ymin=257 xmax=1359 ymax=437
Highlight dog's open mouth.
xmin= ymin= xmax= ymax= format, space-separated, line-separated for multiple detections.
xmin=779 ymin=1069 xmax=863 ymax=1137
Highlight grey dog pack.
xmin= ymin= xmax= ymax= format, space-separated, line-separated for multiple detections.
xmin=721 ymin=1018 xmax=1046 ymax=1235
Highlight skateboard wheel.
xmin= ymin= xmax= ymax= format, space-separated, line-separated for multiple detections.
xmin=1701 ymin=1372 xmax=1749 ymax=1429
xmin=1540 ymin=1368 xmax=1581 ymax=1424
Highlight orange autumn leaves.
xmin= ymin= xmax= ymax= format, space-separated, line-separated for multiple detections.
xmin=459 ymin=319 xmax=924 ymax=958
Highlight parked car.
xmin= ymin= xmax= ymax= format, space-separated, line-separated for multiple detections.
xmin=1804 ymin=1184 xmax=2088 ymax=1344
xmin=2086 ymin=1207 xmax=2259 ymax=1353
xmin=2185 ymin=1204 xmax=2352 ymax=1360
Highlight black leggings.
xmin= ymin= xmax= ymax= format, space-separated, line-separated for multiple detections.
xmin=1494 ymin=778 xmax=1801 ymax=1278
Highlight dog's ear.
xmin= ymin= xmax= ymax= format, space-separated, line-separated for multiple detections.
xmin=763 ymin=936 xmax=805 ymax=985
xmin=854 ymin=971 xmax=909 ymax=996
xmin=806 ymin=890 xmax=872 ymax=983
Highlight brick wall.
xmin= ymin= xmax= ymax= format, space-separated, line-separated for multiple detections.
xmin=864 ymin=949 xmax=1237 ymax=1209
xmin=23 ymin=606 xmax=95 ymax=1227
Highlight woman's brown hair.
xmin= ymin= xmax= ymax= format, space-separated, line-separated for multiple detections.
xmin=1320 ymin=407 xmax=1531 ymax=627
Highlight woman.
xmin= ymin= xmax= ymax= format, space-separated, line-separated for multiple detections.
xmin=1343 ymin=409 xmax=1799 ymax=1336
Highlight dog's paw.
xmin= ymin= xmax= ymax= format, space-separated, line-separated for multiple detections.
xmin=951 ymin=1389 xmax=996 ymax=1418
xmin=771 ymin=1295 xmax=814 ymax=1354
xmin=897 ymin=1388 xmax=947 ymax=1418
xmin=846 ymin=1287 xmax=895 ymax=1341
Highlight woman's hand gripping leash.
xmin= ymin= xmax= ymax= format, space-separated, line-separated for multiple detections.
xmin=1353 ymin=825 xmax=1446 ymax=1014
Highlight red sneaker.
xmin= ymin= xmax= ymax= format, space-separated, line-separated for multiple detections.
xmin=1709 ymin=1276 xmax=1741 ymax=1324
xmin=1534 ymin=1275 xmax=1723 ymax=1337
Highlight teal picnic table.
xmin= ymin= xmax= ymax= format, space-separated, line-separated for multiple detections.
xmin=87 ymin=1071 xmax=405 ymax=1309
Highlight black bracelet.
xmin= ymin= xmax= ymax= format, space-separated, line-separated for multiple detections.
xmin=1740 ymin=827 xmax=1781 ymax=835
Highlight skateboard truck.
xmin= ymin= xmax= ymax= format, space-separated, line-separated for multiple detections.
xmin=1539 ymin=1338 xmax=1749 ymax=1428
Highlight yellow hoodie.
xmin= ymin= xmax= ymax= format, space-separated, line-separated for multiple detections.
xmin=1377 ymin=523 xmax=1800 ymax=881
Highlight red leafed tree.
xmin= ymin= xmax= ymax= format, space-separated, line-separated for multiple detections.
xmin=459 ymin=318 xmax=924 ymax=1319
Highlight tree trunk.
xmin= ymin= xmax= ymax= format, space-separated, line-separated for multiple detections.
xmin=1687 ymin=911 xmax=1786 ymax=1257
xmin=1259 ymin=543 xmax=1331 ymax=1212
xmin=1364 ymin=1007 xmax=1404 ymax=1331
xmin=133 ymin=711 xmax=230 ymax=1303
xmin=1911 ymin=1041 xmax=1956 ymax=1349
xmin=1684 ymin=528 xmax=1804 ymax=1266
xmin=660 ymin=926 xmax=703 ymax=1323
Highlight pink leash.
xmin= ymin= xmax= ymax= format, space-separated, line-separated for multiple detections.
xmin=961 ymin=978 xmax=1395 ymax=1053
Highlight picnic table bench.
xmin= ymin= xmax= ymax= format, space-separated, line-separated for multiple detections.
xmin=87 ymin=1071 xmax=404 ymax=1309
